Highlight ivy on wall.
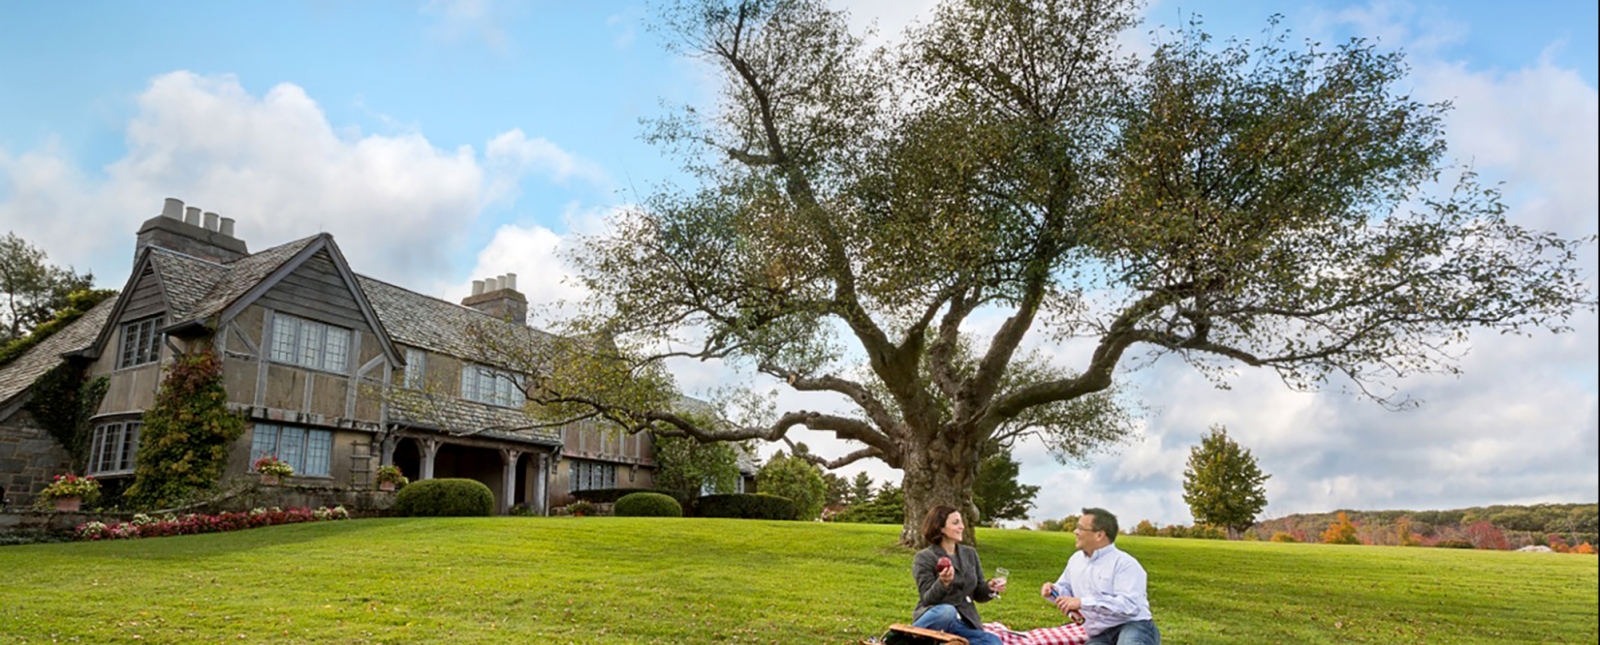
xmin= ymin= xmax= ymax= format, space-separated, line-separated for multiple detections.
xmin=126 ymin=349 xmax=246 ymax=511
xmin=22 ymin=363 xmax=108 ymax=473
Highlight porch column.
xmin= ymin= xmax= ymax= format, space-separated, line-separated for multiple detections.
xmin=420 ymin=439 xmax=442 ymax=480
xmin=500 ymin=448 xmax=522 ymax=514
xmin=533 ymin=452 xmax=549 ymax=516
xmin=380 ymin=435 xmax=398 ymax=466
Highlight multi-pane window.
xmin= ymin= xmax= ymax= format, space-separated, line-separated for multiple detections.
xmin=269 ymin=313 xmax=351 ymax=373
xmin=404 ymin=348 xmax=427 ymax=389
xmin=87 ymin=421 xmax=141 ymax=475
xmin=567 ymin=460 xmax=617 ymax=493
xmin=117 ymin=317 xmax=162 ymax=368
xmin=460 ymin=363 xmax=525 ymax=408
xmin=250 ymin=424 xmax=334 ymax=478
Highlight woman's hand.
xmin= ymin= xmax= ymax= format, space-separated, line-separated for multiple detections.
xmin=988 ymin=578 xmax=1007 ymax=595
xmin=938 ymin=564 xmax=955 ymax=587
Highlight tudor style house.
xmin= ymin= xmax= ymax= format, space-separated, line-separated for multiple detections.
xmin=0 ymin=198 xmax=737 ymax=513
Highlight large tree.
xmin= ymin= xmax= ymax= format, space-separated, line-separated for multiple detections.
xmin=0 ymin=232 xmax=94 ymax=344
xmin=1182 ymin=424 xmax=1269 ymax=538
xmin=477 ymin=0 xmax=1594 ymax=545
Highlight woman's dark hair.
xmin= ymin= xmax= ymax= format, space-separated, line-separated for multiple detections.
xmin=922 ymin=505 xmax=960 ymax=547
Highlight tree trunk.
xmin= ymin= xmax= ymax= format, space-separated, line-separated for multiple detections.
xmin=899 ymin=430 xmax=983 ymax=547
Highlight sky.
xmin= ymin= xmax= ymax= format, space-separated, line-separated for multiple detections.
xmin=1 ymin=0 xmax=1595 ymax=527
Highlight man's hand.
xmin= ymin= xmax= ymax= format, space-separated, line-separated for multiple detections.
xmin=1053 ymin=595 xmax=1083 ymax=614
xmin=1038 ymin=582 xmax=1054 ymax=598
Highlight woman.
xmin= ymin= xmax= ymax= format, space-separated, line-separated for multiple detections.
xmin=910 ymin=505 xmax=1004 ymax=645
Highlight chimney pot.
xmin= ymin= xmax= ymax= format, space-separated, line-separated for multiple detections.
xmin=472 ymin=280 xmax=485 ymax=296
xmin=203 ymin=212 xmax=220 ymax=232
xmin=219 ymin=217 xmax=235 ymax=237
xmin=490 ymin=276 xmax=503 ymax=291
xmin=184 ymin=207 xmax=201 ymax=226
xmin=505 ymin=273 xmax=517 ymax=291
xmin=162 ymin=198 xmax=184 ymax=219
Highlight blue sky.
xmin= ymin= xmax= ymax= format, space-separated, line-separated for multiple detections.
xmin=2 ymin=0 xmax=1595 ymax=526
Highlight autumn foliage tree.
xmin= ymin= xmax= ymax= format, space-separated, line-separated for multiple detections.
xmin=474 ymin=0 xmax=1596 ymax=545
xmin=1323 ymin=512 xmax=1360 ymax=545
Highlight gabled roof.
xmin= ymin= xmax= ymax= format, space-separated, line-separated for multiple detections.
xmin=0 ymin=298 xmax=117 ymax=410
xmin=88 ymin=235 xmax=403 ymax=368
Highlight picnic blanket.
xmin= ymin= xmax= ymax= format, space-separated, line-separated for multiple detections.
xmin=981 ymin=622 xmax=1089 ymax=645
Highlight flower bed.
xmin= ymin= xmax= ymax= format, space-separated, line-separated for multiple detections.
xmin=75 ymin=506 xmax=350 ymax=541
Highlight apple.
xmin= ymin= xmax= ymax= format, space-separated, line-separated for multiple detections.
xmin=936 ymin=556 xmax=952 ymax=573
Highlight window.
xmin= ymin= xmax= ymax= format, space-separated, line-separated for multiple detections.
xmin=404 ymin=348 xmax=427 ymax=389
xmin=460 ymin=363 xmax=526 ymax=408
xmin=117 ymin=317 xmax=162 ymax=368
xmin=567 ymin=460 xmax=616 ymax=493
xmin=269 ymin=313 xmax=352 ymax=373
xmin=250 ymin=424 xmax=334 ymax=477
xmin=87 ymin=421 xmax=141 ymax=475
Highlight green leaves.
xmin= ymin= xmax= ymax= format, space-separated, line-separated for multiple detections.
xmin=1181 ymin=424 xmax=1270 ymax=535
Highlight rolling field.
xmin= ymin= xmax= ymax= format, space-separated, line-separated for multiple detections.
xmin=1 ymin=517 xmax=1594 ymax=644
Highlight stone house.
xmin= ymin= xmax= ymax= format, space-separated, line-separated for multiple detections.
xmin=0 ymin=198 xmax=693 ymax=513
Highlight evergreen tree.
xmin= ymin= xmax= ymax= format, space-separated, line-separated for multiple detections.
xmin=651 ymin=433 xmax=740 ymax=499
xmin=972 ymin=444 xmax=1039 ymax=526
xmin=1182 ymin=425 xmax=1270 ymax=538
xmin=849 ymin=471 xmax=875 ymax=506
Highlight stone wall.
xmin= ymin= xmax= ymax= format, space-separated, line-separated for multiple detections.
xmin=0 ymin=408 xmax=72 ymax=510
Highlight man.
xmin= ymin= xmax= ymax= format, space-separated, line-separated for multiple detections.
xmin=1038 ymin=508 xmax=1160 ymax=644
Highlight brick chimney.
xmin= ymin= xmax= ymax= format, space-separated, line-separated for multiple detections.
xmin=461 ymin=273 xmax=527 ymax=326
xmin=135 ymin=197 xmax=249 ymax=264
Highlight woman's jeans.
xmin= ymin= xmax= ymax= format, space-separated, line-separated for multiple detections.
xmin=1085 ymin=619 xmax=1160 ymax=645
xmin=911 ymin=604 xmax=1001 ymax=645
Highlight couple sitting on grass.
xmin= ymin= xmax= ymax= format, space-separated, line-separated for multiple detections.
xmin=911 ymin=505 xmax=1161 ymax=645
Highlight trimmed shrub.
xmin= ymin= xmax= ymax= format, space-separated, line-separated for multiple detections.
xmin=1270 ymin=531 xmax=1299 ymax=543
xmin=615 ymin=492 xmax=683 ymax=518
xmin=692 ymin=493 xmax=798 ymax=520
xmin=1434 ymin=538 xmax=1474 ymax=549
xmin=570 ymin=487 xmax=686 ymax=505
xmin=393 ymin=478 xmax=494 ymax=517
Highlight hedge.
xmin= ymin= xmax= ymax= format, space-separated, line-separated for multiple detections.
xmin=691 ymin=493 xmax=798 ymax=520
xmin=393 ymin=478 xmax=495 ymax=517
xmin=614 ymin=492 xmax=683 ymax=518
xmin=570 ymin=487 xmax=686 ymax=505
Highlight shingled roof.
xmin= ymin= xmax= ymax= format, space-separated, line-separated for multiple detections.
xmin=0 ymin=298 xmax=117 ymax=409
xmin=355 ymin=274 xmax=556 ymax=360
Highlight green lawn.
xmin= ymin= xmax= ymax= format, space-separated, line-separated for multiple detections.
xmin=1 ymin=518 xmax=1594 ymax=644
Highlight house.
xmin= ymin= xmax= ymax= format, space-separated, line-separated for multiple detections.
xmin=0 ymin=198 xmax=686 ymax=513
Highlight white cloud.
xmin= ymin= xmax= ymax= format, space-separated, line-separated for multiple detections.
xmin=0 ymin=71 xmax=606 ymax=295
xmin=422 ymin=0 xmax=510 ymax=52
xmin=485 ymin=129 xmax=612 ymax=205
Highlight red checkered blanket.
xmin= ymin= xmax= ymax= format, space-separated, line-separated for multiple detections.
xmin=982 ymin=622 xmax=1089 ymax=645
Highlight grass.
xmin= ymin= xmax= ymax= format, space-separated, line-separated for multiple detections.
xmin=1 ymin=518 xmax=1595 ymax=644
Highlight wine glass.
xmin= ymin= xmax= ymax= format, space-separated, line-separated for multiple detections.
xmin=992 ymin=567 xmax=1010 ymax=597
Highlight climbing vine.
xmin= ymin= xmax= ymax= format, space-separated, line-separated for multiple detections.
xmin=125 ymin=348 xmax=245 ymax=511
xmin=23 ymin=363 xmax=108 ymax=473
xmin=0 ymin=288 xmax=116 ymax=369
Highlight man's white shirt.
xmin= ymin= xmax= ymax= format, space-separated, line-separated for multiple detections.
xmin=1050 ymin=542 xmax=1154 ymax=636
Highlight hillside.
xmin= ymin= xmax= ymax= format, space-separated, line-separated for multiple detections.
xmin=1253 ymin=502 xmax=1599 ymax=548
xmin=1 ymin=517 xmax=1595 ymax=644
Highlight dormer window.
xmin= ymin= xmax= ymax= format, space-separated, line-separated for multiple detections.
xmin=117 ymin=316 xmax=162 ymax=369
xmin=461 ymin=363 xmax=526 ymax=408
xmin=270 ymin=313 xmax=351 ymax=373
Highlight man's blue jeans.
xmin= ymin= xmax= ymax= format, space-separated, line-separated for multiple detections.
xmin=911 ymin=604 xmax=1001 ymax=645
xmin=1086 ymin=619 xmax=1160 ymax=645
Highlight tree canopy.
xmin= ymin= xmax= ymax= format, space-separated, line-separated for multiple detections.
xmin=0 ymin=232 xmax=94 ymax=345
xmin=475 ymin=0 xmax=1595 ymax=545
xmin=1181 ymin=424 xmax=1270 ymax=537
